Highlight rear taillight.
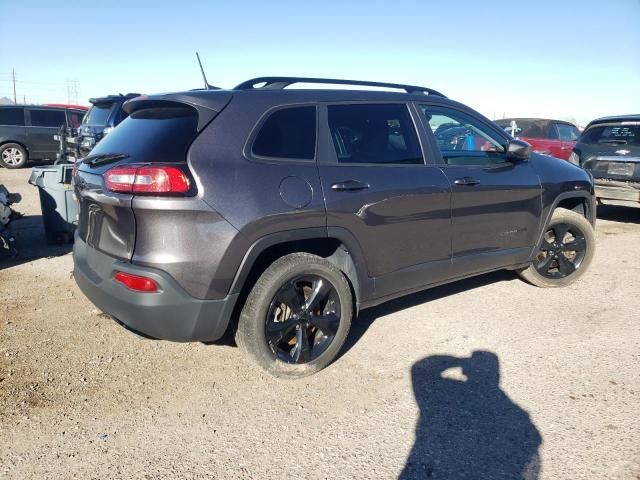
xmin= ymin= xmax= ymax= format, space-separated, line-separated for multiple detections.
xmin=104 ymin=165 xmax=190 ymax=194
xmin=114 ymin=271 xmax=159 ymax=293
xmin=568 ymin=151 xmax=580 ymax=166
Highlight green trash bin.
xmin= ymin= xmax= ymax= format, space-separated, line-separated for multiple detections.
xmin=28 ymin=164 xmax=78 ymax=245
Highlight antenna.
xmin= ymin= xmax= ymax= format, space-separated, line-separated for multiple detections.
xmin=196 ymin=52 xmax=210 ymax=90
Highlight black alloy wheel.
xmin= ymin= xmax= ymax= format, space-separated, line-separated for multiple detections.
xmin=534 ymin=222 xmax=587 ymax=279
xmin=265 ymin=274 xmax=341 ymax=364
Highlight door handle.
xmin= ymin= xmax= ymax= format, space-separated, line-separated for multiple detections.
xmin=331 ymin=180 xmax=370 ymax=191
xmin=453 ymin=176 xmax=480 ymax=186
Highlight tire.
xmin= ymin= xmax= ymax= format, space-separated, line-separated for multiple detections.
xmin=235 ymin=252 xmax=353 ymax=378
xmin=0 ymin=143 xmax=28 ymax=169
xmin=518 ymin=207 xmax=595 ymax=288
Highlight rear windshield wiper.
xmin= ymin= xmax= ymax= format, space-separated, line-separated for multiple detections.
xmin=82 ymin=153 xmax=130 ymax=167
xmin=598 ymin=139 xmax=628 ymax=144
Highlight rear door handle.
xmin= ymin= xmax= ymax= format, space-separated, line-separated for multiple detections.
xmin=453 ymin=176 xmax=480 ymax=186
xmin=331 ymin=180 xmax=370 ymax=191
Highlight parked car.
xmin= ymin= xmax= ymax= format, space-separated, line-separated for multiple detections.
xmin=73 ymin=77 xmax=596 ymax=377
xmin=570 ymin=114 xmax=640 ymax=204
xmin=0 ymin=105 xmax=86 ymax=168
xmin=494 ymin=118 xmax=581 ymax=160
xmin=77 ymin=93 xmax=141 ymax=156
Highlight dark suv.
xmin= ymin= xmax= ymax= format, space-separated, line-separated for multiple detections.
xmin=0 ymin=105 xmax=86 ymax=168
xmin=72 ymin=77 xmax=596 ymax=377
xmin=78 ymin=93 xmax=141 ymax=156
xmin=569 ymin=115 xmax=640 ymax=204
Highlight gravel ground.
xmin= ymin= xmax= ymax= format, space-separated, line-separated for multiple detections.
xmin=1 ymin=167 xmax=639 ymax=479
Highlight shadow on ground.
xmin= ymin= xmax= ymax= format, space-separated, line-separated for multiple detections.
xmin=341 ymin=270 xmax=516 ymax=358
xmin=400 ymin=351 xmax=542 ymax=479
xmin=597 ymin=203 xmax=640 ymax=224
xmin=0 ymin=215 xmax=71 ymax=270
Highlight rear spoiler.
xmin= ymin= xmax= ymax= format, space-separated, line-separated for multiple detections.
xmin=89 ymin=93 xmax=142 ymax=106
xmin=122 ymin=91 xmax=233 ymax=131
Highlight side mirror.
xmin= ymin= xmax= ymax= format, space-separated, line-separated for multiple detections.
xmin=507 ymin=139 xmax=531 ymax=162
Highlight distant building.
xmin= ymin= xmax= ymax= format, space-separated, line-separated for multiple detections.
xmin=0 ymin=97 xmax=15 ymax=105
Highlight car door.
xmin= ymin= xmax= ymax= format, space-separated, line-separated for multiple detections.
xmin=545 ymin=123 xmax=568 ymax=159
xmin=554 ymin=122 xmax=580 ymax=160
xmin=26 ymin=108 xmax=67 ymax=159
xmin=418 ymin=104 xmax=542 ymax=275
xmin=317 ymin=102 xmax=452 ymax=299
xmin=0 ymin=107 xmax=27 ymax=146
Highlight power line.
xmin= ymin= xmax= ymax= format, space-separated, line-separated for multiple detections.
xmin=0 ymin=79 xmax=66 ymax=86
xmin=1 ymin=69 xmax=82 ymax=104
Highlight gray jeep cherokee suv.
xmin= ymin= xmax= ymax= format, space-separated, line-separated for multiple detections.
xmin=73 ymin=77 xmax=596 ymax=377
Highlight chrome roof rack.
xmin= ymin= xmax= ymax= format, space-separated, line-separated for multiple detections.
xmin=234 ymin=77 xmax=446 ymax=97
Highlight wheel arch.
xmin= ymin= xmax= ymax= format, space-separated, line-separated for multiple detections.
xmin=228 ymin=228 xmax=371 ymax=317
xmin=556 ymin=196 xmax=592 ymax=221
xmin=531 ymin=191 xmax=595 ymax=260
xmin=0 ymin=139 xmax=30 ymax=156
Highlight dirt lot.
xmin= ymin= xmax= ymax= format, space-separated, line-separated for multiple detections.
xmin=0 ymin=167 xmax=639 ymax=479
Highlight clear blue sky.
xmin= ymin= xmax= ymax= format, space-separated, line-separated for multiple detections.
xmin=1 ymin=0 xmax=639 ymax=125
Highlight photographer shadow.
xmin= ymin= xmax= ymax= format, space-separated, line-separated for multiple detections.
xmin=400 ymin=351 xmax=541 ymax=480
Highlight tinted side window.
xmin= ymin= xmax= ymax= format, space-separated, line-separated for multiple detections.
xmin=252 ymin=106 xmax=316 ymax=160
xmin=556 ymin=123 xmax=580 ymax=141
xmin=30 ymin=109 xmax=66 ymax=128
xmin=547 ymin=123 xmax=560 ymax=140
xmin=519 ymin=120 xmax=547 ymax=138
xmin=327 ymin=103 xmax=423 ymax=165
xmin=420 ymin=105 xmax=507 ymax=166
xmin=498 ymin=120 xmax=546 ymax=138
xmin=0 ymin=108 xmax=25 ymax=126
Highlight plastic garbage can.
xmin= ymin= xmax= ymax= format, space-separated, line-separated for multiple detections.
xmin=28 ymin=164 xmax=78 ymax=245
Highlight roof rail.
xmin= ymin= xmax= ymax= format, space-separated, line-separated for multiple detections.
xmin=234 ymin=77 xmax=446 ymax=97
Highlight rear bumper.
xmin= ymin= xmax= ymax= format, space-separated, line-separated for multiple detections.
xmin=73 ymin=234 xmax=238 ymax=342
xmin=594 ymin=179 xmax=640 ymax=203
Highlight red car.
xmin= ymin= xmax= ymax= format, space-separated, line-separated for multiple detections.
xmin=495 ymin=118 xmax=581 ymax=160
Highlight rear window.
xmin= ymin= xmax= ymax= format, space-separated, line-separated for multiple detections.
xmin=30 ymin=109 xmax=66 ymax=128
xmin=0 ymin=107 xmax=24 ymax=126
xmin=581 ymin=124 xmax=640 ymax=146
xmin=83 ymin=103 xmax=116 ymax=126
xmin=252 ymin=106 xmax=316 ymax=160
xmin=89 ymin=106 xmax=198 ymax=162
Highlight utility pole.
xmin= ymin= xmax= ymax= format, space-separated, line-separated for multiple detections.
xmin=12 ymin=69 xmax=17 ymax=104
xmin=72 ymin=80 xmax=79 ymax=104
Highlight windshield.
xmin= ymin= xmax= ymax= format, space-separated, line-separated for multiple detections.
xmin=582 ymin=124 xmax=640 ymax=146
xmin=83 ymin=102 xmax=116 ymax=126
